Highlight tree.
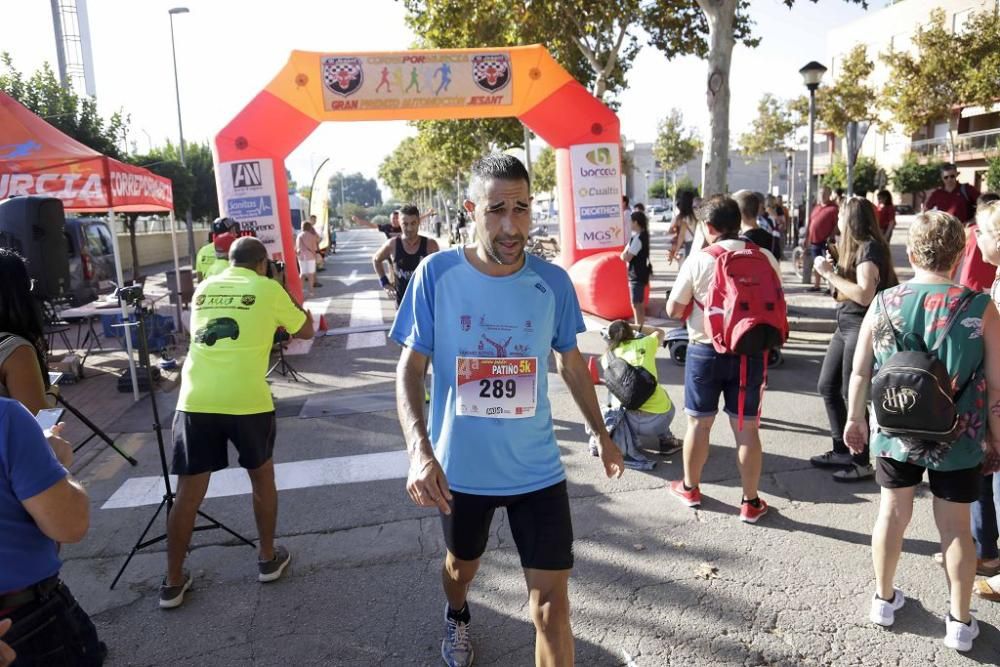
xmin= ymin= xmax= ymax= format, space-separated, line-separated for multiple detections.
xmin=137 ymin=140 xmax=218 ymax=222
xmin=653 ymin=109 xmax=702 ymax=194
xmin=738 ymin=94 xmax=794 ymax=192
xmin=881 ymin=9 xmax=965 ymax=162
xmin=532 ymin=146 xmax=557 ymax=195
xmin=0 ymin=52 xmax=128 ymax=160
xmin=648 ymin=180 xmax=669 ymax=200
xmin=889 ymin=153 xmax=942 ymax=206
xmin=985 ymin=155 xmax=1000 ymax=193
xmin=329 ymin=172 xmax=382 ymax=209
xmin=821 ymin=155 xmax=878 ymax=195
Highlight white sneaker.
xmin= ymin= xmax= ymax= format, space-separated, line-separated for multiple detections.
xmin=869 ymin=588 xmax=905 ymax=627
xmin=943 ymin=614 xmax=979 ymax=652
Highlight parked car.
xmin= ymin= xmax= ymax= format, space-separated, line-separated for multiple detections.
xmin=649 ymin=204 xmax=673 ymax=222
xmin=64 ymin=216 xmax=116 ymax=305
xmin=894 ymin=204 xmax=915 ymax=215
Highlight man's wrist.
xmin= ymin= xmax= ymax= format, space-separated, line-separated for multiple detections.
xmin=379 ymin=275 xmax=390 ymax=288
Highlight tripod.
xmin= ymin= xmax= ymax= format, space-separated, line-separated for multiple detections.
xmin=53 ymin=390 xmax=138 ymax=465
xmin=266 ymin=330 xmax=311 ymax=383
xmin=110 ymin=295 xmax=254 ymax=590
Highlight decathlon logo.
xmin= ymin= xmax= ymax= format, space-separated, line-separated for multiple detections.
xmin=580 ymin=205 xmax=620 ymax=220
xmin=231 ymin=161 xmax=263 ymax=189
xmin=881 ymin=386 xmax=919 ymax=414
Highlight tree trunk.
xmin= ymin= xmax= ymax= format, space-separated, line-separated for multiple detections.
xmin=697 ymin=0 xmax=736 ymax=196
xmin=767 ymin=155 xmax=773 ymax=193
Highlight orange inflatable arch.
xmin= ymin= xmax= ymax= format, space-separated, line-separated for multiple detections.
xmin=214 ymin=45 xmax=631 ymax=319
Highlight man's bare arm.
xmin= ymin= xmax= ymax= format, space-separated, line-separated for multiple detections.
xmin=23 ymin=476 xmax=90 ymax=544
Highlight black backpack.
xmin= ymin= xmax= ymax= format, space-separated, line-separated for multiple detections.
xmin=871 ymin=289 xmax=979 ymax=447
xmin=603 ymin=351 xmax=658 ymax=410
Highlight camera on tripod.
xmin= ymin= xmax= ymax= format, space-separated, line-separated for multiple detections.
xmin=116 ymin=284 xmax=145 ymax=307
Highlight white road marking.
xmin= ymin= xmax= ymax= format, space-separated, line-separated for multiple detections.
xmin=335 ymin=269 xmax=368 ymax=286
xmin=101 ymin=450 xmax=408 ymax=510
xmin=346 ymin=290 xmax=386 ymax=349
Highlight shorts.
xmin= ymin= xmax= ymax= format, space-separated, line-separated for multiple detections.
xmin=171 ymin=410 xmax=276 ymax=475
xmin=299 ymin=259 xmax=317 ymax=275
xmin=875 ymin=456 xmax=982 ymax=503
xmin=628 ymin=279 xmax=648 ymax=304
xmin=809 ymin=243 xmax=827 ymax=259
xmin=441 ymin=480 xmax=573 ymax=570
xmin=684 ymin=343 xmax=765 ymax=419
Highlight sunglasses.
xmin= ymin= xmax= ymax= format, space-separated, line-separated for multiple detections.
xmin=942 ymin=174 xmax=957 ymax=180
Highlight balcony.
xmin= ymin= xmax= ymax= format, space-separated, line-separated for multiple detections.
xmin=909 ymin=127 xmax=1000 ymax=160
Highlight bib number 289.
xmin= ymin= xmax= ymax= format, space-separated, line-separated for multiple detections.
xmin=479 ymin=379 xmax=516 ymax=399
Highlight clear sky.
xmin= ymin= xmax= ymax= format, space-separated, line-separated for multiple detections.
xmin=4 ymin=0 xmax=883 ymax=193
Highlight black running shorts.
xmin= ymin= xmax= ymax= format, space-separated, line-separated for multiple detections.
xmin=875 ymin=456 xmax=982 ymax=503
xmin=171 ymin=410 xmax=276 ymax=475
xmin=440 ymin=480 xmax=573 ymax=570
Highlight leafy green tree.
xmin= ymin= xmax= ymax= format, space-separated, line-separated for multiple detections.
xmin=653 ymin=109 xmax=701 ymax=193
xmin=889 ymin=153 xmax=943 ymax=205
xmin=532 ymin=147 xmax=557 ymax=195
xmin=329 ymin=172 xmax=383 ymax=209
xmin=790 ymin=45 xmax=877 ymax=135
xmin=881 ymin=10 xmax=966 ymax=162
xmin=137 ymin=140 xmax=218 ymax=221
xmin=0 ymin=53 xmax=128 ymax=160
xmin=986 ymin=156 xmax=1000 ymax=193
xmin=648 ymin=180 xmax=669 ymax=200
xmin=822 ymin=156 xmax=878 ymax=195
xmin=738 ymin=93 xmax=795 ymax=192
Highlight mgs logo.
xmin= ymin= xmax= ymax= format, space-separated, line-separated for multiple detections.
xmin=471 ymin=54 xmax=511 ymax=92
xmin=241 ymin=295 xmax=256 ymax=306
xmin=322 ymin=57 xmax=364 ymax=97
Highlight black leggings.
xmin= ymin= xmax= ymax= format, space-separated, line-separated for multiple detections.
xmin=817 ymin=312 xmax=869 ymax=465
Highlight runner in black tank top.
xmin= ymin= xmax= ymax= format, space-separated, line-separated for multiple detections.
xmin=393 ymin=236 xmax=430 ymax=306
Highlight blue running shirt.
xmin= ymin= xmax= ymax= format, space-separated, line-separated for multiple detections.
xmin=390 ymin=248 xmax=585 ymax=495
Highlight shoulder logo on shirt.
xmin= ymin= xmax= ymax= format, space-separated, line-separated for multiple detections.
xmin=534 ymin=282 xmax=547 ymax=294
xmin=241 ymin=295 xmax=256 ymax=306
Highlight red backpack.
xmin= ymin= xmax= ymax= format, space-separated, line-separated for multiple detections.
xmin=695 ymin=243 xmax=788 ymax=429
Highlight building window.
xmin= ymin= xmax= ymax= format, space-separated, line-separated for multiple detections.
xmin=953 ymin=9 xmax=972 ymax=34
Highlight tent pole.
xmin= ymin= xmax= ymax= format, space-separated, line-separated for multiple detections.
xmin=107 ymin=209 xmax=140 ymax=401
xmin=169 ymin=210 xmax=183 ymax=331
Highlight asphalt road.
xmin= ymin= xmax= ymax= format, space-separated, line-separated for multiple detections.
xmin=60 ymin=228 xmax=1000 ymax=666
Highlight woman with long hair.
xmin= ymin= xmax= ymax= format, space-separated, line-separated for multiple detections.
xmin=811 ymin=197 xmax=898 ymax=481
xmin=668 ymin=189 xmax=697 ymax=264
xmin=844 ymin=211 xmax=999 ymax=650
xmin=876 ymin=190 xmax=896 ymax=241
xmin=0 ymin=248 xmax=50 ymax=414
xmin=620 ymin=210 xmax=652 ymax=326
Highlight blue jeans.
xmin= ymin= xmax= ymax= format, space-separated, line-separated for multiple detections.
xmin=623 ymin=404 xmax=677 ymax=449
xmin=972 ymin=473 xmax=1000 ymax=560
xmin=3 ymin=580 xmax=104 ymax=665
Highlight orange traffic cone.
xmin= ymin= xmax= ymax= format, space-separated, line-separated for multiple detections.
xmin=318 ymin=314 xmax=329 ymax=331
xmin=587 ymin=355 xmax=602 ymax=385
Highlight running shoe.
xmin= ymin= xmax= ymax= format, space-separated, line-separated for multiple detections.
xmin=258 ymin=545 xmax=291 ymax=583
xmin=441 ymin=605 xmax=474 ymax=667
xmin=658 ymin=436 xmax=683 ymax=457
xmin=869 ymin=588 xmax=905 ymax=627
xmin=668 ymin=480 xmax=701 ymax=508
xmin=809 ymin=450 xmax=853 ymax=468
xmin=159 ymin=571 xmax=192 ymax=609
xmin=739 ymin=498 xmax=769 ymax=524
xmin=943 ymin=613 xmax=979 ymax=652
xmin=832 ymin=462 xmax=875 ymax=482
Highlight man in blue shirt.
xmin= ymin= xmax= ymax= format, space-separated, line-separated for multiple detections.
xmin=391 ymin=153 xmax=624 ymax=667
xmin=0 ymin=397 xmax=104 ymax=664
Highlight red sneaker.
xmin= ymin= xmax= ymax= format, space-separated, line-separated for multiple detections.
xmin=668 ymin=480 xmax=701 ymax=508
xmin=740 ymin=497 xmax=769 ymax=524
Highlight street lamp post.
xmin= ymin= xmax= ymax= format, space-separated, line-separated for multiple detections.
xmin=643 ymin=170 xmax=650 ymax=206
xmin=799 ymin=60 xmax=826 ymax=283
xmin=168 ymin=7 xmax=196 ymax=262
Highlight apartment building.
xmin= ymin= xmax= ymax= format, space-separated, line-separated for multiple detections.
xmin=822 ymin=0 xmax=998 ymax=195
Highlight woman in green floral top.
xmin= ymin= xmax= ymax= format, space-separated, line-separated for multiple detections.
xmin=844 ymin=211 xmax=1000 ymax=652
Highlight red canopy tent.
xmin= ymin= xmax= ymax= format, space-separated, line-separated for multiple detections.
xmin=0 ymin=91 xmax=178 ymax=399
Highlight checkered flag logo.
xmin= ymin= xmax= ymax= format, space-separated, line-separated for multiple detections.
xmin=322 ymin=57 xmax=364 ymax=97
xmin=471 ymin=54 xmax=511 ymax=93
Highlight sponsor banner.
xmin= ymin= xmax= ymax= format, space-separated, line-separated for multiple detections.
xmin=570 ymin=143 xmax=623 ymax=250
xmin=320 ymin=52 xmax=513 ymax=112
xmin=218 ymin=158 xmax=283 ymax=259
xmin=0 ymin=164 xmax=172 ymax=211
xmin=108 ymin=162 xmax=173 ymax=209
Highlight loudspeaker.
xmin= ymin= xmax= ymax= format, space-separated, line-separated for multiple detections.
xmin=0 ymin=196 xmax=71 ymax=301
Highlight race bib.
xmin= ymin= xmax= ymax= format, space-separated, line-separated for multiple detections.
xmin=456 ymin=356 xmax=537 ymax=419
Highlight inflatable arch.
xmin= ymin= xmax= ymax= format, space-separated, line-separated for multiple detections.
xmin=214 ymin=45 xmax=631 ymax=319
